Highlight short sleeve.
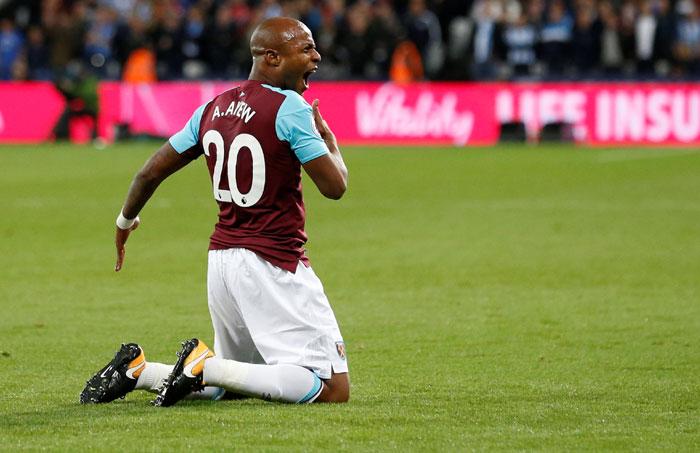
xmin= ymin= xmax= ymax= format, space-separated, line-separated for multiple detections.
xmin=169 ymin=103 xmax=208 ymax=153
xmin=275 ymin=94 xmax=329 ymax=164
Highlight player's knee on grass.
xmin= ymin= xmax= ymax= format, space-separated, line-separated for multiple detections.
xmin=316 ymin=372 xmax=349 ymax=403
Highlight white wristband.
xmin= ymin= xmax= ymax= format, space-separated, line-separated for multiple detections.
xmin=116 ymin=211 xmax=139 ymax=230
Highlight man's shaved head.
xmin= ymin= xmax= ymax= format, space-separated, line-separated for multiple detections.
xmin=248 ymin=16 xmax=321 ymax=94
xmin=250 ymin=17 xmax=310 ymax=57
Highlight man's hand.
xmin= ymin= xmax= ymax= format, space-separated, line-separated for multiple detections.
xmin=113 ymin=142 xmax=194 ymax=272
xmin=115 ymin=219 xmax=140 ymax=272
xmin=303 ymin=99 xmax=348 ymax=200
xmin=312 ymin=99 xmax=336 ymax=145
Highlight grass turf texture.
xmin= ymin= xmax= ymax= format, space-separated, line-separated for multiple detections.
xmin=0 ymin=142 xmax=698 ymax=451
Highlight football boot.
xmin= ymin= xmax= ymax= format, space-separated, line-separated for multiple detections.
xmin=80 ymin=343 xmax=146 ymax=404
xmin=152 ymin=338 xmax=213 ymax=407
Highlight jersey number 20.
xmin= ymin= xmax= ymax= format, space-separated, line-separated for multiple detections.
xmin=203 ymin=129 xmax=265 ymax=206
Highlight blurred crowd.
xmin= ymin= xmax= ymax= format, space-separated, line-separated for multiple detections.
xmin=1 ymin=0 xmax=700 ymax=82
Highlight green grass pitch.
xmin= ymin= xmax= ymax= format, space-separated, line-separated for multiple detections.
xmin=0 ymin=142 xmax=698 ymax=450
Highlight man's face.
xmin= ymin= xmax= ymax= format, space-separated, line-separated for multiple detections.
xmin=278 ymin=25 xmax=321 ymax=94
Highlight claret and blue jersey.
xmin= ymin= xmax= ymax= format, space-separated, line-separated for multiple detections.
xmin=168 ymin=80 xmax=330 ymax=272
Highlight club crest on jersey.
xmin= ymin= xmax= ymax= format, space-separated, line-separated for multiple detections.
xmin=212 ymin=100 xmax=257 ymax=123
xmin=335 ymin=341 xmax=346 ymax=361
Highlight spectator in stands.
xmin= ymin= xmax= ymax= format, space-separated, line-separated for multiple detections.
xmin=389 ymin=40 xmax=424 ymax=82
xmin=230 ymin=0 xmax=253 ymax=31
xmin=540 ymin=0 xmax=573 ymax=78
xmin=25 ymin=25 xmax=52 ymax=80
xmin=122 ymin=46 xmax=157 ymax=83
xmin=653 ymin=0 xmax=676 ymax=76
xmin=99 ymin=0 xmax=149 ymax=22
xmin=435 ymin=0 xmax=469 ymax=49
xmin=43 ymin=0 xmax=88 ymax=74
xmin=618 ymin=0 xmax=637 ymax=71
xmin=84 ymin=5 xmax=121 ymax=78
xmin=4 ymin=0 xmax=700 ymax=83
xmin=571 ymin=2 xmax=601 ymax=79
xmin=181 ymin=6 xmax=207 ymax=79
xmin=335 ymin=1 xmax=374 ymax=78
xmin=469 ymin=0 xmax=504 ymax=80
xmin=297 ymin=0 xmax=323 ymax=36
xmin=501 ymin=11 xmax=538 ymax=79
xmin=259 ymin=0 xmax=283 ymax=19
xmin=525 ymin=0 xmax=545 ymax=27
xmin=152 ymin=7 xmax=184 ymax=80
xmin=599 ymin=0 xmax=624 ymax=77
xmin=404 ymin=0 xmax=443 ymax=77
xmin=634 ymin=0 xmax=657 ymax=76
xmin=0 ymin=18 xmax=25 ymax=80
xmin=309 ymin=0 xmax=343 ymax=80
xmin=674 ymin=0 xmax=700 ymax=77
xmin=205 ymin=3 xmax=239 ymax=80
xmin=368 ymin=0 xmax=402 ymax=78
xmin=113 ymin=5 xmax=151 ymax=68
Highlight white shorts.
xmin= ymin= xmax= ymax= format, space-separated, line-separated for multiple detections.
xmin=206 ymin=248 xmax=348 ymax=379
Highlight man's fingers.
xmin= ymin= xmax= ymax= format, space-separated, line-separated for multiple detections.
xmin=115 ymin=228 xmax=126 ymax=272
xmin=312 ymin=99 xmax=332 ymax=138
xmin=115 ymin=247 xmax=124 ymax=272
xmin=114 ymin=222 xmax=138 ymax=272
xmin=312 ymin=99 xmax=322 ymax=121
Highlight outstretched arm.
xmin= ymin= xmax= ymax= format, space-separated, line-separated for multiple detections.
xmin=115 ymin=142 xmax=194 ymax=271
xmin=302 ymin=99 xmax=348 ymax=200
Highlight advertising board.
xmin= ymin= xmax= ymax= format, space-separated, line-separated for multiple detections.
xmin=3 ymin=82 xmax=699 ymax=146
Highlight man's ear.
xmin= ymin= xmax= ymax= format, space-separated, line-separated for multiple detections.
xmin=265 ymin=49 xmax=281 ymax=66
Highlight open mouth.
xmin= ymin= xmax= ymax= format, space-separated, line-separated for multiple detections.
xmin=303 ymin=68 xmax=317 ymax=88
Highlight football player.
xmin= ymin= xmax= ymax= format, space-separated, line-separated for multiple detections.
xmin=81 ymin=17 xmax=349 ymax=406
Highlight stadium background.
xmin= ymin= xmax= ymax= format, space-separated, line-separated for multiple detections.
xmin=3 ymin=0 xmax=700 ymax=82
xmin=2 ymin=0 xmax=700 ymax=145
xmin=1 ymin=0 xmax=699 ymax=451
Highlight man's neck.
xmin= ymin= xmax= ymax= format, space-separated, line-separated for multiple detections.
xmin=248 ymin=68 xmax=280 ymax=89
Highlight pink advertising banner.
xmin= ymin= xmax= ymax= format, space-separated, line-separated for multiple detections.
xmin=304 ymin=82 xmax=497 ymax=145
xmin=97 ymin=81 xmax=700 ymax=146
xmin=492 ymin=83 xmax=700 ymax=145
xmin=98 ymin=82 xmax=233 ymax=141
xmin=0 ymin=83 xmax=65 ymax=143
xmin=97 ymin=81 xmax=497 ymax=145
